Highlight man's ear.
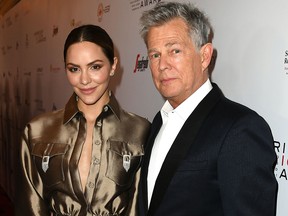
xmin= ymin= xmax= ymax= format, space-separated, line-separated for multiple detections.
xmin=200 ymin=43 xmax=213 ymax=72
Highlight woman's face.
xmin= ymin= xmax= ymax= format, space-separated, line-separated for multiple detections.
xmin=65 ymin=41 xmax=117 ymax=108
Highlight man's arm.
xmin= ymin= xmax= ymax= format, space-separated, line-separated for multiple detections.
xmin=218 ymin=113 xmax=277 ymax=216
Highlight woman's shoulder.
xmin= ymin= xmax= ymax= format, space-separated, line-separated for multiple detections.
xmin=28 ymin=108 xmax=65 ymax=126
xmin=121 ymin=109 xmax=150 ymax=125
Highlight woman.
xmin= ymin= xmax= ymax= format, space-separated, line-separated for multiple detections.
xmin=15 ymin=25 xmax=150 ymax=216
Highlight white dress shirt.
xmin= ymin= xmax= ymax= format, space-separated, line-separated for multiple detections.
xmin=147 ymin=79 xmax=213 ymax=206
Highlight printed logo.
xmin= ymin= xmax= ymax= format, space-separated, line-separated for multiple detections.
xmin=129 ymin=0 xmax=161 ymax=11
xmin=133 ymin=54 xmax=149 ymax=73
xmin=274 ymin=140 xmax=288 ymax=181
xmin=284 ymin=50 xmax=288 ymax=74
xmin=50 ymin=64 xmax=61 ymax=73
xmin=97 ymin=2 xmax=111 ymax=22
xmin=70 ymin=19 xmax=82 ymax=28
xmin=97 ymin=3 xmax=104 ymax=21
xmin=36 ymin=67 xmax=44 ymax=74
xmin=34 ymin=30 xmax=46 ymax=43
xmin=52 ymin=25 xmax=59 ymax=37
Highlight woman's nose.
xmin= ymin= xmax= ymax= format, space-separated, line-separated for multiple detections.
xmin=80 ymin=71 xmax=91 ymax=85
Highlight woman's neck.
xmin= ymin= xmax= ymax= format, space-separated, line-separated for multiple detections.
xmin=77 ymin=91 xmax=110 ymax=123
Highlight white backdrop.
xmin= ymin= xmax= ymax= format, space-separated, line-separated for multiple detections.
xmin=0 ymin=0 xmax=287 ymax=215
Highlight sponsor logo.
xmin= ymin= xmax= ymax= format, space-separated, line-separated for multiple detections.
xmin=97 ymin=2 xmax=111 ymax=22
xmin=97 ymin=3 xmax=104 ymax=21
xmin=36 ymin=67 xmax=44 ymax=74
xmin=284 ymin=50 xmax=288 ymax=74
xmin=274 ymin=140 xmax=288 ymax=181
xmin=34 ymin=30 xmax=46 ymax=43
xmin=50 ymin=64 xmax=61 ymax=73
xmin=52 ymin=25 xmax=59 ymax=37
xmin=70 ymin=19 xmax=82 ymax=28
xmin=130 ymin=0 xmax=161 ymax=11
xmin=133 ymin=54 xmax=149 ymax=73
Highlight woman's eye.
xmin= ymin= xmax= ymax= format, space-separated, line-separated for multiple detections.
xmin=67 ymin=67 xmax=79 ymax=72
xmin=90 ymin=64 xmax=101 ymax=70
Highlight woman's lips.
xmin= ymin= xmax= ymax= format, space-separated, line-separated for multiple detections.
xmin=79 ymin=87 xmax=96 ymax=95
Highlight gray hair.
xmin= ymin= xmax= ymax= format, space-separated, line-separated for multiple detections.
xmin=139 ymin=2 xmax=213 ymax=50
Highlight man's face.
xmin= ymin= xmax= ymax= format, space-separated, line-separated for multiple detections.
xmin=147 ymin=18 xmax=212 ymax=108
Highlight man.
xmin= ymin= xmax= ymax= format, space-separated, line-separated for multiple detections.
xmin=138 ymin=2 xmax=277 ymax=216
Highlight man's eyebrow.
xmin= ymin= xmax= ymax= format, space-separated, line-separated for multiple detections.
xmin=148 ymin=42 xmax=179 ymax=53
xmin=148 ymin=48 xmax=158 ymax=53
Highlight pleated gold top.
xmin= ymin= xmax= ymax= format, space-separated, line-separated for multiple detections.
xmin=15 ymin=92 xmax=150 ymax=216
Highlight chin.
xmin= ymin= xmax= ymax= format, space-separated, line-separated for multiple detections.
xmin=161 ymin=91 xmax=177 ymax=99
xmin=84 ymin=100 xmax=99 ymax=105
xmin=78 ymin=97 xmax=98 ymax=105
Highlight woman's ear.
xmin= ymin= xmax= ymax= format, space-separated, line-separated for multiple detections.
xmin=110 ymin=57 xmax=118 ymax=76
xmin=200 ymin=43 xmax=213 ymax=72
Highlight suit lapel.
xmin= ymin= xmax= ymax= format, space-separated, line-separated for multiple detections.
xmin=140 ymin=112 xmax=162 ymax=214
xmin=148 ymin=84 xmax=222 ymax=216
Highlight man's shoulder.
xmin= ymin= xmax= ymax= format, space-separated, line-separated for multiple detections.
xmin=211 ymin=83 xmax=259 ymax=117
xmin=219 ymin=94 xmax=259 ymax=117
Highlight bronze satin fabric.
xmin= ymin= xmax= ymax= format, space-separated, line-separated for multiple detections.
xmin=15 ymin=92 xmax=150 ymax=216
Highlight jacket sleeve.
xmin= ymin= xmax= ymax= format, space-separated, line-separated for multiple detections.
xmin=218 ymin=113 xmax=278 ymax=216
xmin=14 ymin=125 xmax=51 ymax=216
xmin=125 ymin=167 xmax=141 ymax=216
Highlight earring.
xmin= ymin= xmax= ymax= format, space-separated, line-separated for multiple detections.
xmin=110 ymin=71 xmax=115 ymax=76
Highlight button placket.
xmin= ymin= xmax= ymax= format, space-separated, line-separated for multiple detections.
xmin=96 ymin=121 xmax=102 ymax=127
xmin=94 ymin=140 xmax=101 ymax=145
xmin=92 ymin=156 xmax=100 ymax=165
xmin=85 ymin=118 xmax=103 ymax=203
xmin=103 ymin=105 xmax=109 ymax=112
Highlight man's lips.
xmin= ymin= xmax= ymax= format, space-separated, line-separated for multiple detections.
xmin=161 ymin=77 xmax=176 ymax=84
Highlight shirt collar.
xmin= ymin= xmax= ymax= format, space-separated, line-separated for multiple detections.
xmin=161 ymin=79 xmax=213 ymax=121
xmin=63 ymin=91 xmax=121 ymax=124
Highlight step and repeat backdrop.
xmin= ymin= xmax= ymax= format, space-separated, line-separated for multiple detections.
xmin=0 ymin=0 xmax=287 ymax=215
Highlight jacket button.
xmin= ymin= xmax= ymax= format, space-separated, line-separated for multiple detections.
xmin=103 ymin=106 xmax=109 ymax=112
xmin=93 ymin=158 xmax=100 ymax=165
xmin=95 ymin=140 xmax=101 ymax=145
xmin=88 ymin=182 xmax=95 ymax=188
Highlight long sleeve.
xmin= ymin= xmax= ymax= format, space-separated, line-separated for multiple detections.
xmin=14 ymin=126 xmax=51 ymax=216
xmin=126 ymin=167 xmax=141 ymax=216
xmin=218 ymin=113 xmax=277 ymax=216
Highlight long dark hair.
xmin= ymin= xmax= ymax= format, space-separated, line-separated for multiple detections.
xmin=64 ymin=24 xmax=114 ymax=65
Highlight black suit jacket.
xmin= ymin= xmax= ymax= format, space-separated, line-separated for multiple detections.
xmin=138 ymin=83 xmax=277 ymax=216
